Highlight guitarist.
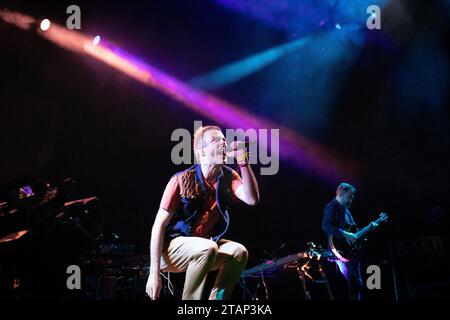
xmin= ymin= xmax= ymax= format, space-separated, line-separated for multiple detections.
xmin=322 ymin=183 xmax=367 ymax=300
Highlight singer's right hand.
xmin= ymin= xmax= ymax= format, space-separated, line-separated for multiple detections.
xmin=146 ymin=270 xmax=162 ymax=300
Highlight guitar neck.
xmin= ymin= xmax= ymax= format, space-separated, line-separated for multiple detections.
xmin=356 ymin=216 xmax=385 ymax=238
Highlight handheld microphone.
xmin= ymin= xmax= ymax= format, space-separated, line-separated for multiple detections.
xmin=230 ymin=140 xmax=255 ymax=151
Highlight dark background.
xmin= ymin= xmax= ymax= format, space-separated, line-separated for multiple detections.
xmin=1 ymin=0 xmax=449 ymax=299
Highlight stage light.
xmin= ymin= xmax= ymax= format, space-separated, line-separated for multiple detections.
xmin=93 ymin=35 xmax=101 ymax=46
xmin=1 ymin=9 xmax=359 ymax=183
xmin=40 ymin=18 xmax=50 ymax=31
xmin=190 ymin=37 xmax=310 ymax=90
xmin=335 ymin=23 xmax=341 ymax=30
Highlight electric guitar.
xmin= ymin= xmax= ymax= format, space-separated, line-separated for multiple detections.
xmin=328 ymin=212 xmax=389 ymax=262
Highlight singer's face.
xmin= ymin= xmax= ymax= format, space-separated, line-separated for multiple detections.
xmin=201 ymin=129 xmax=227 ymax=165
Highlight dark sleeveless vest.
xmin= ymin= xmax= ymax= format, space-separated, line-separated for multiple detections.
xmin=165 ymin=164 xmax=233 ymax=242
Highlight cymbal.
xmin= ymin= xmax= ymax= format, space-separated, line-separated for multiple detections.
xmin=0 ymin=229 xmax=29 ymax=244
xmin=64 ymin=196 xmax=98 ymax=207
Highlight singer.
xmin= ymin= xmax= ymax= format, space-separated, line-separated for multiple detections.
xmin=146 ymin=125 xmax=260 ymax=300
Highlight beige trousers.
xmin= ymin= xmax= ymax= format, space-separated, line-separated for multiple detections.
xmin=160 ymin=236 xmax=248 ymax=300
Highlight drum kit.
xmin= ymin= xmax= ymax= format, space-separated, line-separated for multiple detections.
xmin=0 ymin=177 xmax=148 ymax=300
xmin=0 ymin=179 xmax=103 ymax=249
xmin=0 ymin=178 xmax=188 ymax=300
xmin=81 ymin=247 xmax=150 ymax=300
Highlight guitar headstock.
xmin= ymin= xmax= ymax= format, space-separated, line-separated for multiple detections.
xmin=379 ymin=212 xmax=389 ymax=222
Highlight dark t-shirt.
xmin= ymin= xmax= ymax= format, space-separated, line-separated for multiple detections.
xmin=322 ymin=198 xmax=357 ymax=239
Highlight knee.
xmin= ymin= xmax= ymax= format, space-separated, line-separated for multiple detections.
xmin=204 ymin=243 xmax=219 ymax=259
xmin=233 ymin=244 xmax=249 ymax=263
xmin=196 ymin=241 xmax=219 ymax=263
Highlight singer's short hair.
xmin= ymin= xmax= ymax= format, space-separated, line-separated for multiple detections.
xmin=336 ymin=182 xmax=356 ymax=195
xmin=193 ymin=125 xmax=222 ymax=162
